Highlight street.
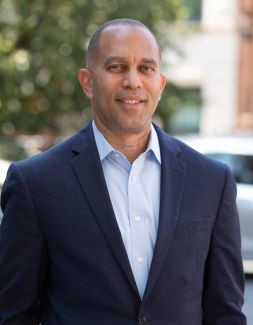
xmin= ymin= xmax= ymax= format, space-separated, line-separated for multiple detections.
xmin=244 ymin=276 xmax=253 ymax=324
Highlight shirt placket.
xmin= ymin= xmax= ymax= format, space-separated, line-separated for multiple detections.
xmin=128 ymin=156 xmax=148 ymax=299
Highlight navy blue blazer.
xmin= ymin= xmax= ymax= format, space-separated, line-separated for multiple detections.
xmin=0 ymin=122 xmax=246 ymax=325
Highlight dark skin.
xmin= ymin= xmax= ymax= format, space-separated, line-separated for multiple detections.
xmin=78 ymin=25 xmax=166 ymax=162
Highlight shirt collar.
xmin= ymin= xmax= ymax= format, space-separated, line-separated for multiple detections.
xmin=92 ymin=120 xmax=161 ymax=164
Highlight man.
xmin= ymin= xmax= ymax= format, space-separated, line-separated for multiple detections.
xmin=0 ymin=19 xmax=246 ymax=325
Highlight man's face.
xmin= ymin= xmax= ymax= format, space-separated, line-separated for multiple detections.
xmin=79 ymin=25 xmax=166 ymax=136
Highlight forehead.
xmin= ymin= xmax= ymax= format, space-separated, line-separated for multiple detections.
xmin=97 ymin=25 xmax=160 ymax=63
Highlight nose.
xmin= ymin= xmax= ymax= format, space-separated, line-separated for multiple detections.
xmin=121 ymin=68 xmax=143 ymax=89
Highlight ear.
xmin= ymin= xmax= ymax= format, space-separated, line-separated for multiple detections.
xmin=158 ymin=73 xmax=167 ymax=100
xmin=78 ymin=69 xmax=93 ymax=99
xmin=160 ymin=73 xmax=167 ymax=92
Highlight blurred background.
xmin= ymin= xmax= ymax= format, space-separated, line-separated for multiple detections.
xmin=0 ymin=0 xmax=253 ymax=321
xmin=0 ymin=0 xmax=252 ymax=157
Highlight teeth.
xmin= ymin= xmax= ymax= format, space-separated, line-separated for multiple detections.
xmin=123 ymin=99 xmax=140 ymax=104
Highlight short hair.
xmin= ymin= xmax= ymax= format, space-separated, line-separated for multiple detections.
xmin=86 ymin=18 xmax=160 ymax=68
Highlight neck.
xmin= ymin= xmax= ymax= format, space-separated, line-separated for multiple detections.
xmin=94 ymin=122 xmax=151 ymax=163
xmin=108 ymin=133 xmax=150 ymax=163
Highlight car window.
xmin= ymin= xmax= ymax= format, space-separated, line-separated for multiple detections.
xmin=207 ymin=153 xmax=253 ymax=185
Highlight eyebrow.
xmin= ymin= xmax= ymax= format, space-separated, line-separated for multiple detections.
xmin=103 ymin=56 xmax=158 ymax=68
xmin=141 ymin=58 xmax=158 ymax=68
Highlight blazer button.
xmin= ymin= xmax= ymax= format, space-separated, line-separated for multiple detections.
xmin=138 ymin=315 xmax=147 ymax=325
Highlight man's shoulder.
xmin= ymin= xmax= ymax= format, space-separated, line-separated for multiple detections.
xmin=154 ymin=125 xmax=228 ymax=175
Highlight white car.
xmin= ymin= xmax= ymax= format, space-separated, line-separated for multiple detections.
xmin=0 ymin=159 xmax=11 ymax=221
xmin=178 ymin=134 xmax=253 ymax=274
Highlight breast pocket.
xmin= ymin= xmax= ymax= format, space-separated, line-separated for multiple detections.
xmin=169 ymin=217 xmax=212 ymax=271
xmin=175 ymin=216 xmax=212 ymax=236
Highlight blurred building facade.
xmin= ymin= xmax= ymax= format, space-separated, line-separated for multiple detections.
xmin=238 ymin=0 xmax=253 ymax=130
xmin=166 ymin=0 xmax=253 ymax=135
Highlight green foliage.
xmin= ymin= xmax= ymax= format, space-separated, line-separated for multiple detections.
xmin=0 ymin=137 xmax=28 ymax=160
xmin=0 ymin=0 xmax=187 ymax=137
xmin=182 ymin=0 xmax=202 ymax=20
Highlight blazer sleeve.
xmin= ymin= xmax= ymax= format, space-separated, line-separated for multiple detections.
xmin=0 ymin=163 xmax=47 ymax=325
xmin=202 ymin=166 xmax=247 ymax=325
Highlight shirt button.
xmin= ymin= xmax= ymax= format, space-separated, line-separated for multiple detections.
xmin=138 ymin=315 xmax=147 ymax=325
xmin=132 ymin=176 xmax=137 ymax=182
xmin=137 ymin=256 xmax=143 ymax=263
xmin=134 ymin=216 xmax=141 ymax=222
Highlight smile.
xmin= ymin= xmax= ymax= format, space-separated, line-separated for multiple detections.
xmin=120 ymin=99 xmax=143 ymax=104
xmin=116 ymin=96 xmax=146 ymax=107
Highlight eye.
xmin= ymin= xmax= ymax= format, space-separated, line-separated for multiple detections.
xmin=140 ymin=65 xmax=155 ymax=73
xmin=107 ymin=64 xmax=126 ymax=72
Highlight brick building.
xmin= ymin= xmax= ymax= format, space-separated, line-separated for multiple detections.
xmin=237 ymin=0 xmax=253 ymax=130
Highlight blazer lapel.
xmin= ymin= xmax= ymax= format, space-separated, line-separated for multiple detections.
xmin=70 ymin=123 xmax=140 ymax=298
xmin=142 ymin=127 xmax=187 ymax=302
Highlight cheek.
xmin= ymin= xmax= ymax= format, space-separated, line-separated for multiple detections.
xmin=95 ymin=82 xmax=115 ymax=100
xmin=150 ymin=87 xmax=163 ymax=102
xmin=146 ymin=78 xmax=164 ymax=99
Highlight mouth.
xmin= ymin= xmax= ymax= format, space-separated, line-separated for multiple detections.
xmin=116 ymin=96 xmax=146 ymax=108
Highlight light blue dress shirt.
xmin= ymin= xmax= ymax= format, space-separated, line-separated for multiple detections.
xmin=92 ymin=121 xmax=161 ymax=299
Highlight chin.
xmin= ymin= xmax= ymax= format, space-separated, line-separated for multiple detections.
xmin=117 ymin=122 xmax=150 ymax=134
